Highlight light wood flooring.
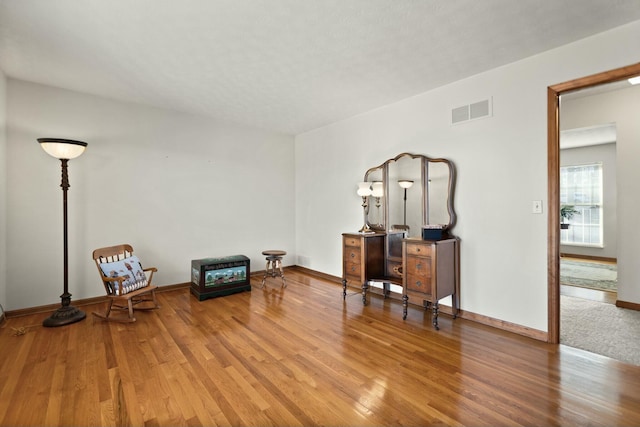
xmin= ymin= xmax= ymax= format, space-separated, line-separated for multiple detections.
xmin=1 ymin=268 xmax=640 ymax=426
xmin=561 ymin=283 xmax=617 ymax=304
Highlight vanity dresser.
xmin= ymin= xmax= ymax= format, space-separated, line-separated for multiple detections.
xmin=342 ymin=152 xmax=460 ymax=329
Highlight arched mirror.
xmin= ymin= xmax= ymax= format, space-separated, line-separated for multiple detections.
xmin=364 ymin=152 xmax=456 ymax=237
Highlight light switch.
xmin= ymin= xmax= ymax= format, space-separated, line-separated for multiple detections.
xmin=532 ymin=200 xmax=543 ymax=214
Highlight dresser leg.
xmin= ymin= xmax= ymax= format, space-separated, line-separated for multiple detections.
xmin=362 ymin=282 xmax=368 ymax=305
xmin=342 ymin=278 xmax=347 ymax=300
xmin=432 ymin=302 xmax=440 ymax=330
xmin=452 ymin=292 xmax=458 ymax=319
xmin=402 ymin=294 xmax=408 ymax=320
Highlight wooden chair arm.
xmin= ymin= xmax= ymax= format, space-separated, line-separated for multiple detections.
xmin=100 ymin=275 xmax=126 ymax=296
xmin=143 ymin=266 xmax=157 ymax=286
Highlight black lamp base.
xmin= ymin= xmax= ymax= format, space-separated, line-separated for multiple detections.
xmin=42 ymin=292 xmax=86 ymax=327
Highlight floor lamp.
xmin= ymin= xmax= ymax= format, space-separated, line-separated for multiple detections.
xmin=38 ymin=138 xmax=88 ymax=327
xmin=398 ymin=180 xmax=414 ymax=226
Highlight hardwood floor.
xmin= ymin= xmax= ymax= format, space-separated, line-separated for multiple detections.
xmin=1 ymin=268 xmax=640 ymax=426
xmin=561 ymin=283 xmax=617 ymax=304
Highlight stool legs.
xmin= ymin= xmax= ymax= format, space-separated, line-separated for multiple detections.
xmin=261 ymin=256 xmax=286 ymax=288
xmin=277 ymin=258 xmax=285 ymax=286
xmin=260 ymin=258 xmax=271 ymax=288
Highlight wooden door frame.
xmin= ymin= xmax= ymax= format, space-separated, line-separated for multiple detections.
xmin=547 ymin=62 xmax=640 ymax=343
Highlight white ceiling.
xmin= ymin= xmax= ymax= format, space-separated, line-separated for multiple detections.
xmin=561 ymin=123 xmax=617 ymax=149
xmin=1 ymin=0 xmax=640 ymax=135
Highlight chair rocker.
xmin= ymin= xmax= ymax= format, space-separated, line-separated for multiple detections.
xmin=92 ymin=244 xmax=160 ymax=323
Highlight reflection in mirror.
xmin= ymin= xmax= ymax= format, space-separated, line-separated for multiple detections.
xmin=364 ymin=165 xmax=384 ymax=231
xmin=371 ymin=181 xmax=384 ymax=228
xmin=388 ymin=155 xmax=422 ymax=237
xmin=428 ymin=161 xmax=453 ymax=226
xmin=398 ymin=180 xmax=414 ymax=227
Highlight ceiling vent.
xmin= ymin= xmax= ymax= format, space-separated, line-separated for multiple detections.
xmin=451 ymin=98 xmax=492 ymax=124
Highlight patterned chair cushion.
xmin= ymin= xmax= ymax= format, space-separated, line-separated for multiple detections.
xmin=99 ymin=255 xmax=148 ymax=295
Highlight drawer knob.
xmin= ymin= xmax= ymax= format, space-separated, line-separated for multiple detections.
xmin=350 ymin=253 xmax=355 ymax=258
xmin=351 ymin=266 xmax=356 ymax=272
xmin=415 ymin=280 xmax=422 ymax=287
xmin=416 ymin=248 xmax=421 ymax=252
xmin=416 ymin=262 xmax=422 ymax=270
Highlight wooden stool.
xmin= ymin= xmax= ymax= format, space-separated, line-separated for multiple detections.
xmin=261 ymin=250 xmax=286 ymax=288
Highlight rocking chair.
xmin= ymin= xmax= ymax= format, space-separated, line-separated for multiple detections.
xmin=92 ymin=244 xmax=159 ymax=322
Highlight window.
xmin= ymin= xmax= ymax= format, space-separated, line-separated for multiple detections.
xmin=560 ymin=163 xmax=603 ymax=246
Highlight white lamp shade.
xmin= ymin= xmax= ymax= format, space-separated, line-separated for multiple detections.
xmin=38 ymin=138 xmax=87 ymax=159
xmin=357 ymin=182 xmax=372 ymax=197
xmin=371 ymin=181 xmax=384 ymax=197
xmin=398 ymin=180 xmax=414 ymax=189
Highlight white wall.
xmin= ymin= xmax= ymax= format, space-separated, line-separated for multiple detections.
xmin=0 ymin=69 xmax=7 ymax=313
xmin=6 ymin=80 xmax=295 ymax=310
xmin=295 ymin=20 xmax=640 ymax=332
xmin=560 ymin=84 xmax=640 ymax=304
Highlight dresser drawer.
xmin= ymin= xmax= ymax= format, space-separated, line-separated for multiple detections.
xmin=344 ymin=260 xmax=361 ymax=277
xmin=406 ymin=273 xmax=432 ymax=295
xmin=406 ymin=243 xmax=432 ymax=257
xmin=343 ymin=247 xmax=361 ymax=264
xmin=344 ymin=236 xmax=362 ymax=248
xmin=406 ymin=256 xmax=432 ymax=278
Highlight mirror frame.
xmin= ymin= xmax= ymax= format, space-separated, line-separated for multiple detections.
xmin=363 ymin=152 xmax=457 ymax=235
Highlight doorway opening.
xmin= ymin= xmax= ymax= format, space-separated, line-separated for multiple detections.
xmin=547 ymin=62 xmax=640 ymax=344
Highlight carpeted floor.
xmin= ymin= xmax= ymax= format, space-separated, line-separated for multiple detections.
xmin=561 ymin=295 xmax=640 ymax=366
xmin=560 ymin=259 xmax=617 ymax=292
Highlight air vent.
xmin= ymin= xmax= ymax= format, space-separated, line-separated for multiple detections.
xmin=452 ymin=97 xmax=492 ymax=124
xmin=451 ymin=105 xmax=469 ymax=124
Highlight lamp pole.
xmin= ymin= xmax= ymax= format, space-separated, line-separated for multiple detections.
xmin=398 ymin=180 xmax=414 ymax=227
xmin=39 ymin=138 xmax=88 ymax=327
xmin=403 ymin=187 xmax=408 ymax=226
